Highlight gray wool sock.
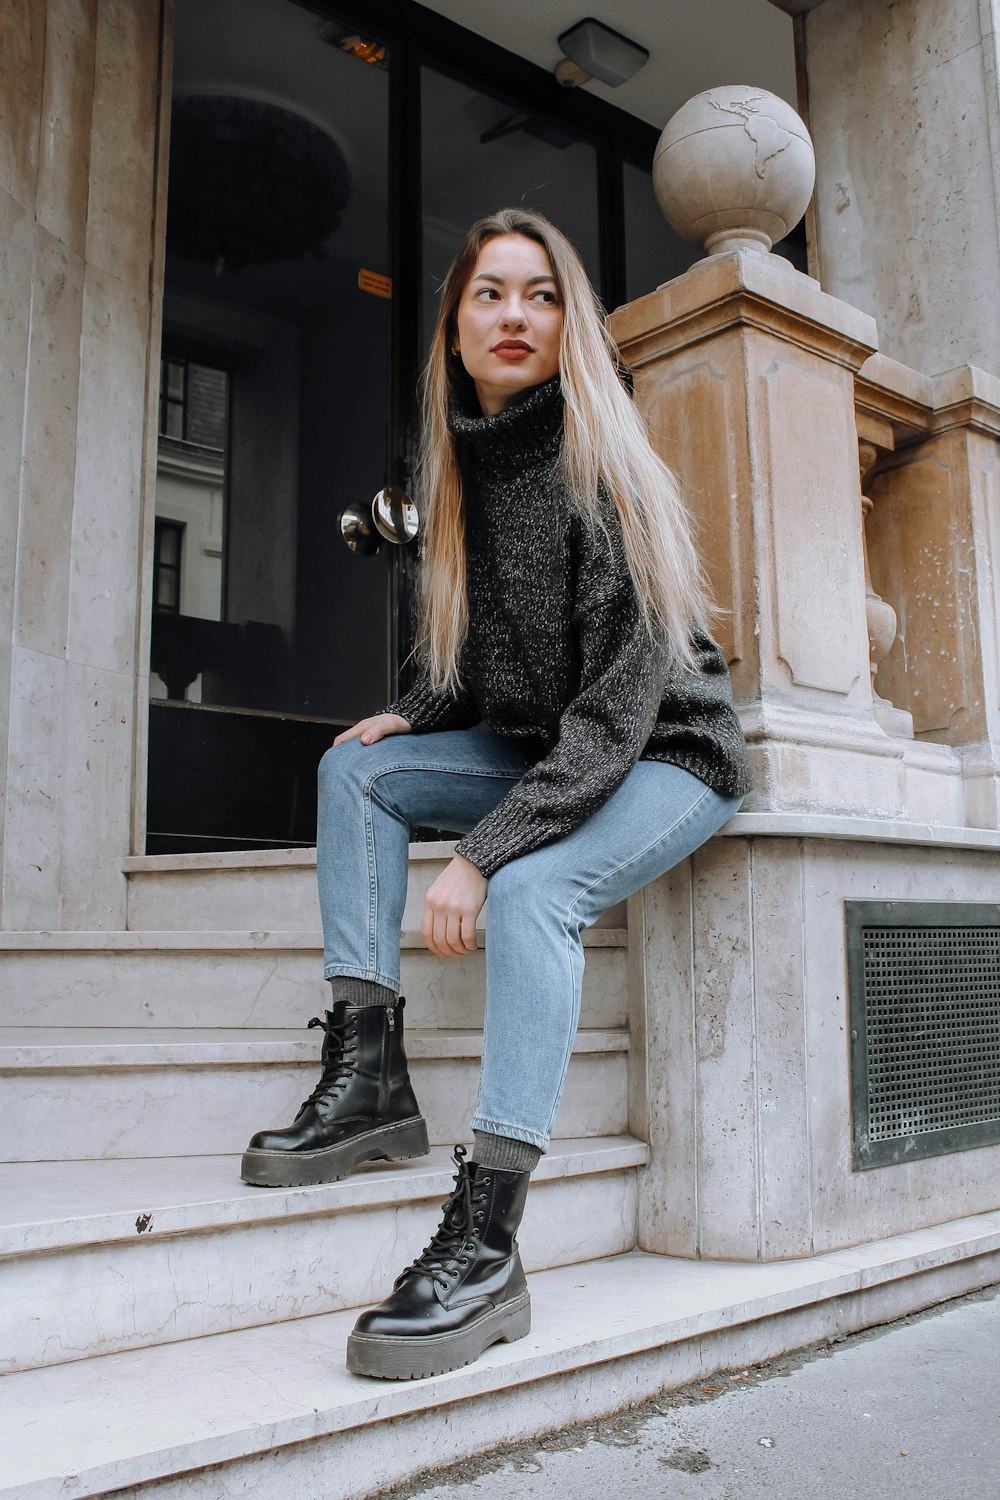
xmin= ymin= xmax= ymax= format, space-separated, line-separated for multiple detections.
xmin=472 ymin=1129 xmax=542 ymax=1174
xmin=327 ymin=976 xmax=397 ymax=1009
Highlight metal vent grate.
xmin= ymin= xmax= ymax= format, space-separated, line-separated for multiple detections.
xmin=846 ymin=902 xmax=1000 ymax=1168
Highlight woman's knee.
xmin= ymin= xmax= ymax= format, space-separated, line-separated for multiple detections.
xmin=488 ymin=849 xmax=610 ymax=931
xmin=318 ymin=738 xmax=377 ymax=799
xmin=488 ymin=854 xmax=575 ymax=925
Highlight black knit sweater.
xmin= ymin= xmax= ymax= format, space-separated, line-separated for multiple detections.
xmin=383 ymin=377 xmax=752 ymax=878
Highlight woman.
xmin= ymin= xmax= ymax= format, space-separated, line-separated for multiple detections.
xmin=242 ymin=208 xmax=753 ymax=1381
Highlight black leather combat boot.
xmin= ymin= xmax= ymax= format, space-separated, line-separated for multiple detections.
xmin=347 ymin=1144 xmax=531 ymax=1379
xmin=240 ymin=996 xmax=429 ymax=1187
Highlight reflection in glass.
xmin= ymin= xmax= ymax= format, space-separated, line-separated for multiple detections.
xmin=420 ymin=68 xmax=600 ymax=359
xmin=623 ymin=159 xmax=699 ymax=304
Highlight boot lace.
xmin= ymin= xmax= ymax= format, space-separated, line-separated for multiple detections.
xmin=301 ymin=1013 xmax=359 ymax=1109
xmin=397 ymin=1145 xmax=489 ymax=1292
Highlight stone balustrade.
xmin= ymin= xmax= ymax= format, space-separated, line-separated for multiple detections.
xmin=613 ymin=86 xmax=1000 ymax=836
xmin=856 ymin=360 xmax=1000 ymax=829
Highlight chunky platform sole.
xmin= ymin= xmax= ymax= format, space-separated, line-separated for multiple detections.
xmin=346 ymin=1291 xmax=531 ymax=1380
xmin=240 ymin=1115 xmax=430 ymax=1188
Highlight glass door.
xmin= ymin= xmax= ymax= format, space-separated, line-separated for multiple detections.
xmin=419 ymin=64 xmax=602 ymax=355
xmin=145 ymin=0 xmax=694 ymax=853
xmin=148 ymin=0 xmax=394 ymax=851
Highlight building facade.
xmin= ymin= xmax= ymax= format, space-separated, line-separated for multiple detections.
xmin=2 ymin=0 xmax=1000 ymax=1492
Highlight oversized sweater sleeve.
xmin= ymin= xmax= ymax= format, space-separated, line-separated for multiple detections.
xmin=454 ymin=499 xmax=670 ymax=878
xmin=382 ymin=669 xmax=481 ymax=734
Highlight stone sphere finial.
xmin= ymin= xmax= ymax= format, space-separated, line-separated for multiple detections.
xmin=653 ymin=87 xmax=815 ymax=257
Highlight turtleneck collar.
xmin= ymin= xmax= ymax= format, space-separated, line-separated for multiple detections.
xmin=449 ymin=375 xmax=564 ymax=473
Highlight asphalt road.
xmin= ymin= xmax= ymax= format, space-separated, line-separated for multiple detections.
xmin=380 ymin=1284 xmax=1000 ymax=1500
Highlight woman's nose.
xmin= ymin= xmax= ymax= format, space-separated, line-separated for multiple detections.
xmin=500 ymin=298 xmax=527 ymax=326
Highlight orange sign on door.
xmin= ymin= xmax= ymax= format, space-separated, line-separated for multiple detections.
xmin=359 ymin=268 xmax=393 ymax=299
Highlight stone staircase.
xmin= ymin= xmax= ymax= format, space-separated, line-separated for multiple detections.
xmin=3 ymin=842 xmax=1000 ymax=1498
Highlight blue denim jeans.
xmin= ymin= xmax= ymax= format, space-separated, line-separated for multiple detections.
xmin=316 ymin=729 xmax=742 ymax=1153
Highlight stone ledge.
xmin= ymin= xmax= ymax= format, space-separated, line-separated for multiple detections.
xmin=122 ymin=841 xmax=459 ymax=874
xmin=721 ymin=811 xmax=1000 ymax=851
xmin=0 ymin=1025 xmax=628 ymax=1070
xmin=0 ymin=928 xmax=627 ymax=952
xmin=612 ymin=248 xmax=880 ymax=370
xmin=0 ymin=1138 xmax=647 ymax=1257
xmin=3 ymin=1211 xmax=998 ymax=1499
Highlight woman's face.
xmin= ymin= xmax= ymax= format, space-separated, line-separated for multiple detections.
xmin=453 ymin=234 xmax=563 ymax=416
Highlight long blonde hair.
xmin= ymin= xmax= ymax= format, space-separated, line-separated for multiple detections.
xmin=417 ymin=207 xmax=711 ymax=695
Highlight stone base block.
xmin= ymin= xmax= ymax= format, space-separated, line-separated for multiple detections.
xmin=632 ymin=819 xmax=1000 ymax=1261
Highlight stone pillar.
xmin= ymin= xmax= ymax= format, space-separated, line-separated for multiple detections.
xmin=628 ymin=836 xmax=812 ymax=1261
xmin=612 ymin=86 xmax=917 ymax=820
xmin=611 ymin=249 xmax=912 ymax=819
xmin=0 ymin=0 xmax=168 ymax=929
xmin=802 ymin=0 xmax=1000 ymax=377
xmin=864 ymin=366 xmax=1000 ymax=828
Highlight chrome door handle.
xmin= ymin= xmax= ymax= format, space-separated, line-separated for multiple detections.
xmin=339 ymin=487 xmax=420 ymax=554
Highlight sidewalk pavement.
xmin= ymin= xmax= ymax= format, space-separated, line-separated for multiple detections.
xmin=381 ymin=1283 xmax=1000 ymax=1500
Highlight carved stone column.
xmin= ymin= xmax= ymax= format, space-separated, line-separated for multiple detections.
xmin=610 ymin=247 xmax=906 ymax=820
xmin=856 ymin=419 xmax=913 ymax=738
xmin=863 ymin=366 xmax=1000 ymax=828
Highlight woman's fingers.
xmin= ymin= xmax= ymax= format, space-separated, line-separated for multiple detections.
xmin=420 ymin=855 xmax=487 ymax=959
xmin=332 ymin=713 xmax=411 ymax=747
xmin=420 ymin=909 xmax=469 ymax=959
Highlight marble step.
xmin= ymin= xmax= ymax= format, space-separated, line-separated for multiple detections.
xmin=4 ymin=1212 xmax=1000 ymax=1499
xmin=0 ymin=1025 xmax=629 ymax=1161
xmin=0 ymin=927 xmax=627 ymax=1030
xmin=123 ymin=842 xmax=628 ymax=933
xmin=0 ymin=1138 xmax=648 ymax=1374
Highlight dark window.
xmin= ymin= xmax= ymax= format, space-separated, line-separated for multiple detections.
xmin=153 ymin=518 xmax=184 ymax=613
xmin=159 ymin=356 xmax=187 ymax=439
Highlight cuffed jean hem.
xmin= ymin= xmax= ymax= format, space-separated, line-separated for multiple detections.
xmin=323 ymin=962 xmax=401 ymax=991
xmin=469 ymin=1114 xmax=549 ymax=1154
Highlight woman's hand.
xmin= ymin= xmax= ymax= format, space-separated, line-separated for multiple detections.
xmin=332 ymin=712 xmax=411 ymax=747
xmin=421 ymin=854 xmax=488 ymax=959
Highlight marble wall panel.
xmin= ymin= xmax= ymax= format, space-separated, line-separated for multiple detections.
xmin=0 ymin=641 xmax=11 ymax=864
xmin=57 ymin=660 xmax=131 ymax=927
xmin=638 ymin=356 xmax=746 ymax=669
xmin=67 ymin=263 xmax=147 ymax=676
xmin=806 ymin=0 xmax=1000 ymax=375
xmin=691 ymin=838 xmax=758 ymax=1259
xmin=83 ymin=0 xmax=160 ymax=288
xmin=14 ymin=225 xmax=84 ymax=658
xmin=35 ymin=0 xmax=99 ymax=254
xmin=756 ymin=349 xmax=869 ymax=699
xmin=0 ymin=0 xmax=46 ymax=210
xmin=625 ymin=889 xmax=649 ymax=1154
xmin=748 ymin=838 xmax=812 ymax=1257
xmin=1 ymin=645 xmax=67 ymax=930
xmin=0 ymin=190 xmax=35 ymax=650
xmin=633 ymin=863 xmax=700 ymax=1257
